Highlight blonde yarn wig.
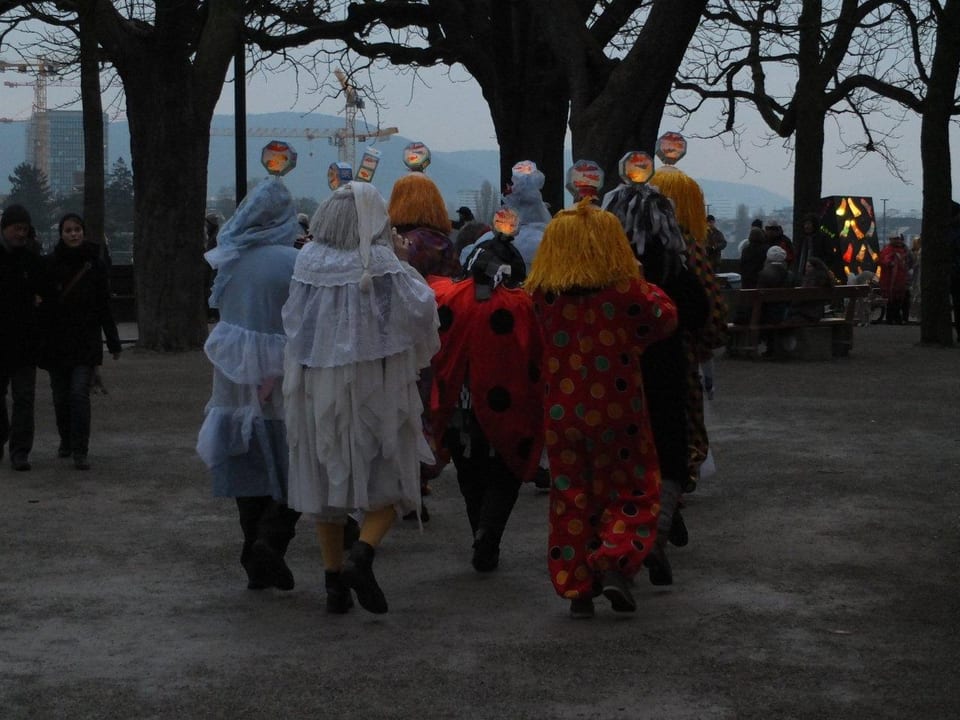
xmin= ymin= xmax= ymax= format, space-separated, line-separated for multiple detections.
xmin=650 ymin=166 xmax=708 ymax=245
xmin=525 ymin=200 xmax=640 ymax=293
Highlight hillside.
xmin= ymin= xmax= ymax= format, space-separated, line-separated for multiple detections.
xmin=0 ymin=112 xmax=791 ymax=216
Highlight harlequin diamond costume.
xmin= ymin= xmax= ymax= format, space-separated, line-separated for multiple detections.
xmin=197 ymin=178 xmax=302 ymax=591
xmin=648 ymin=166 xmax=728 ymax=492
xmin=282 ymin=182 xmax=440 ymax=614
xmin=526 ymin=201 xmax=678 ymax=618
xmin=429 ymin=234 xmax=544 ymax=571
xmin=601 ymin=178 xmax=709 ymax=582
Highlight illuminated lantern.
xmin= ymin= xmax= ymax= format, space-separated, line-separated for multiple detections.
xmin=655 ymin=132 xmax=687 ymax=165
xmin=493 ymin=206 xmax=520 ymax=236
xmin=403 ymin=142 xmax=431 ymax=171
xmin=327 ymin=162 xmax=353 ymax=191
xmin=356 ymin=147 xmax=381 ymax=183
xmin=566 ymin=159 xmax=605 ymax=200
xmin=820 ymin=195 xmax=880 ymax=274
xmin=260 ymin=140 xmax=297 ymax=176
xmin=512 ymin=160 xmax=537 ymax=176
xmin=618 ymin=151 xmax=655 ymax=186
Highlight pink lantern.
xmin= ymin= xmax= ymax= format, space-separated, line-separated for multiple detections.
xmin=356 ymin=147 xmax=381 ymax=182
xmin=618 ymin=151 xmax=655 ymax=185
xmin=261 ymin=141 xmax=297 ymax=176
xmin=566 ymin=159 xmax=605 ymax=199
xmin=511 ymin=160 xmax=537 ymax=176
xmin=403 ymin=142 xmax=431 ymax=171
xmin=655 ymin=132 xmax=687 ymax=165
xmin=327 ymin=162 xmax=353 ymax=190
xmin=493 ymin=207 xmax=520 ymax=236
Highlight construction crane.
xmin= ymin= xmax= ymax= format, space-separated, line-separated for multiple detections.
xmin=0 ymin=58 xmax=67 ymax=178
xmin=333 ymin=69 xmax=362 ymax=168
xmin=209 ymin=125 xmax=398 ymax=146
xmin=209 ymin=69 xmax=396 ymax=168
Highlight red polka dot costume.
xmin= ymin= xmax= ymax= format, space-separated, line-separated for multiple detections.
xmin=430 ymin=276 xmax=545 ymax=485
xmin=532 ymin=279 xmax=677 ymax=598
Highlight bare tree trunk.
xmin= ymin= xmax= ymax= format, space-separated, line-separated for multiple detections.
xmin=918 ymin=0 xmax=960 ymax=346
xmin=791 ymin=0 xmax=827 ymax=239
xmin=123 ymin=66 xmax=216 ymax=350
xmin=554 ymin=0 xmax=707 ymax=196
xmin=79 ymin=11 xmax=105 ymax=256
xmin=477 ymin=0 xmax=568 ymax=210
xmin=87 ymin=0 xmax=242 ymax=350
xmin=485 ymin=81 xmax=568 ymax=212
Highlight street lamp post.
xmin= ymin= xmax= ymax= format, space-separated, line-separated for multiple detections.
xmin=234 ymin=44 xmax=247 ymax=207
xmin=881 ymin=198 xmax=888 ymax=244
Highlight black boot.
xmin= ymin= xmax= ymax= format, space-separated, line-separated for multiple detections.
xmin=341 ymin=540 xmax=388 ymax=614
xmin=324 ymin=571 xmax=354 ymax=614
xmin=601 ymin=569 xmax=637 ymax=613
xmin=249 ymin=502 xmax=299 ymax=591
xmin=237 ymin=497 xmax=270 ymax=589
xmin=248 ymin=538 xmax=295 ymax=591
xmin=343 ymin=516 xmax=361 ymax=550
xmin=471 ymin=528 xmax=500 ymax=572
xmin=643 ymin=543 xmax=673 ymax=586
xmin=669 ymin=508 xmax=689 ymax=547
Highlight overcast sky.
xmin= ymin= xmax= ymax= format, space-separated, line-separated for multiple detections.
xmin=218 ymin=62 xmax=959 ymax=215
xmin=5 ymin=57 xmax=955 ymax=215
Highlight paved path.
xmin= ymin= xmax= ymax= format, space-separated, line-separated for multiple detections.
xmin=2 ymin=324 xmax=958 ymax=719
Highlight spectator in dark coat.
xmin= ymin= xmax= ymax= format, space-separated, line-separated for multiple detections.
xmin=757 ymin=245 xmax=798 ymax=356
xmin=452 ymin=206 xmax=475 ymax=230
xmin=38 ymin=213 xmax=122 ymax=470
xmin=790 ymin=257 xmax=835 ymax=321
xmin=705 ymin=214 xmax=727 ymax=270
xmin=0 ymin=204 xmax=44 ymax=471
xmin=739 ymin=226 xmax=770 ymax=289
xmin=765 ymin=223 xmax=795 ymax=267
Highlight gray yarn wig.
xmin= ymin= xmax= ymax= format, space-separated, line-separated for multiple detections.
xmin=309 ymin=184 xmax=393 ymax=252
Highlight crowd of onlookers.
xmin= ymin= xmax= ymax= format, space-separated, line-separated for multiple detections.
xmin=0 ymin=204 xmax=121 ymax=473
xmin=730 ymin=211 xmax=955 ymax=330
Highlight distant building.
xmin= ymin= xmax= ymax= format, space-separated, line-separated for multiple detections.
xmin=26 ymin=110 xmax=108 ymax=196
xmin=456 ymin=189 xmax=481 ymax=215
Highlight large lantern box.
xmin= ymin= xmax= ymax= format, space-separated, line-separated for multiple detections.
xmin=818 ymin=195 xmax=880 ymax=275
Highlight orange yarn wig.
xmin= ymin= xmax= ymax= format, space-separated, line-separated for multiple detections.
xmin=387 ymin=173 xmax=453 ymax=234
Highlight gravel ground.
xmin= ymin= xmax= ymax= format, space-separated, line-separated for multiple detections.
xmin=2 ymin=322 xmax=958 ymax=719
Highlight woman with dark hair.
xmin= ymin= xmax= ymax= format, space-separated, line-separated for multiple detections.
xmin=39 ymin=213 xmax=122 ymax=470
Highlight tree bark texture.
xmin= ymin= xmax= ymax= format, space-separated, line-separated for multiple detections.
xmin=79 ymin=12 xmax=105 ymax=255
xmin=918 ymin=0 xmax=960 ymax=346
xmin=87 ymin=0 xmax=242 ymax=350
xmin=481 ymin=2 xmax=568 ymax=210
xmin=790 ymin=0 xmax=828 ymax=240
xmin=538 ymin=0 xmax=707 ymax=198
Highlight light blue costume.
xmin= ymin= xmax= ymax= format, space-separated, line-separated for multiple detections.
xmin=197 ymin=179 xmax=300 ymax=500
xmin=459 ymin=162 xmax=552 ymax=270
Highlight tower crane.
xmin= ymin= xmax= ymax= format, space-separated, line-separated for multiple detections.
xmin=209 ymin=70 xmax=397 ymax=168
xmin=333 ymin=69 xmax=362 ymax=169
xmin=208 ymin=125 xmax=398 ymax=145
xmin=0 ymin=58 xmax=67 ymax=179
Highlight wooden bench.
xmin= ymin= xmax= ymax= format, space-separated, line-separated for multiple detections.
xmin=722 ymin=285 xmax=871 ymax=360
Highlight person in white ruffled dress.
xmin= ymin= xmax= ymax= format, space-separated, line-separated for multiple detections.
xmin=196 ymin=179 xmax=302 ymax=591
xmin=282 ymin=181 xmax=440 ymax=614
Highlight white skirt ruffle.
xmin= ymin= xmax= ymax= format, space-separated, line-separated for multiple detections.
xmin=283 ymin=349 xmax=433 ymax=517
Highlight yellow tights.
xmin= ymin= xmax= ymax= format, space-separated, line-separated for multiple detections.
xmin=316 ymin=507 xmax=395 ymax=571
